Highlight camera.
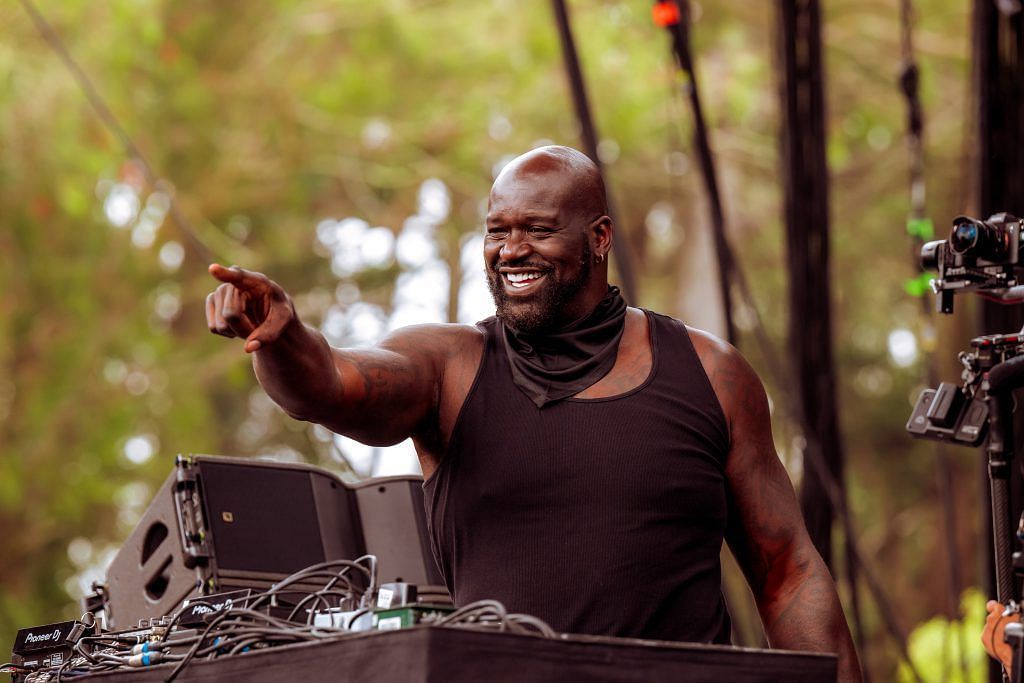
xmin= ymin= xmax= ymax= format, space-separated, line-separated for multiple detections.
xmin=920 ymin=212 xmax=1023 ymax=313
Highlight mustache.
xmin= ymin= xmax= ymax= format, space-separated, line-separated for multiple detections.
xmin=491 ymin=260 xmax=553 ymax=272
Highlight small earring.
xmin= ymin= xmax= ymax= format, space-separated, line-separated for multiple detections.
xmin=596 ymin=253 xmax=605 ymax=264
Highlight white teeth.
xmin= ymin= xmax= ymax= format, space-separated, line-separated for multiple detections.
xmin=506 ymin=272 xmax=542 ymax=284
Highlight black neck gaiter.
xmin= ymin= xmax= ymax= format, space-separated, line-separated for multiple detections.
xmin=500 ymin=286 xmax=628 ymax=408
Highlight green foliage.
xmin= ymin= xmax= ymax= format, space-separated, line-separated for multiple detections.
xmin=899 ymin=588 xmax=989 ymax=683
xmin=0 ymin=2 xmax=987 ymax=680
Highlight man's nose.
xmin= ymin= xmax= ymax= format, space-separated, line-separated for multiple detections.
xmin=500 ymin=229 xmax=533 ymax=261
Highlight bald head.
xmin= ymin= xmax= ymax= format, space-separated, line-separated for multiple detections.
xmin=491 ymin=145 xmax=608 ymax=219
xmin=484 ymin=145 xmax=614 ymax=330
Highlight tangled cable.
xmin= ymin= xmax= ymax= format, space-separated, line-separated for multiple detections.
xmin=161 ymin=608 xmax=326 ymax=682
xmin=14 ymin=555 xmax=557 ymax=682
xmin=435 ymin=600 xmax=556 ymax=638
xmin=161 ymin=555 xmax=378 ymax=680
xmin=29 ymin=556 xmax=378 ymax=681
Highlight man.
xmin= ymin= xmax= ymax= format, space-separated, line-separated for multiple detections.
xmin=206 ymin=145 xmax=861 ymax=681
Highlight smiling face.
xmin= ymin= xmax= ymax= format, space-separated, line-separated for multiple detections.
xmin=484 ymin=146 xmax=612 ymax=332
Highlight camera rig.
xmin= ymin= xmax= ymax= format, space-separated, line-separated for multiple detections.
xmin=921 ymin=212 xmax=1024 ymax=314
xmin=909 ymin=213 xmax=1024 ymax=680
xmin=906 ymin=334 xmax=1007 ymax=448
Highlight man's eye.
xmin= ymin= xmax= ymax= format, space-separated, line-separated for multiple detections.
xmin=528 ymin=226 xmax=551 ymax=235
xmin=487 ymin=228 xmax=508 ymax=239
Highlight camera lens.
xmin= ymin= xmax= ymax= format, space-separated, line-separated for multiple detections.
xmin=950 ymin=220 xmax=978 ymax=253
xmin=949 ymin=215 xmax=1008 ymax=261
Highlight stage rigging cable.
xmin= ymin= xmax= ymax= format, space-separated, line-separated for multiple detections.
xmin=550 ymin=0 xmax=639 ymax=305
xmin=653 ymin=1 xmax=786 ymax=383
xmin=653 ymin=0 xmax=736 ymax=345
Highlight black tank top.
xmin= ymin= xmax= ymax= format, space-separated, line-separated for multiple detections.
xmin=423 ymin=310 xmax=732 ymax=643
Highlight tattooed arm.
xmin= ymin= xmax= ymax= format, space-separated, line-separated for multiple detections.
xmin=206 ymin=264 xmax=474 ymax=446
xmin=690 ymin=328 xmax=862 ymax=683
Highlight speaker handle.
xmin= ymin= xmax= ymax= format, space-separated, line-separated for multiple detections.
xmin=173 ymin=457 xmax=211 ymax=569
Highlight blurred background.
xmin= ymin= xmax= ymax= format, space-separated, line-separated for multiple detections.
xmin=0 ymin=0 xmax=998 ymax=679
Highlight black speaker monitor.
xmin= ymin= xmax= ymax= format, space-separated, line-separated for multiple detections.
xmin=102 ymin=455 xmax=444 ymax=629
xmin=353 ymin=476 xmax=443 ymax=586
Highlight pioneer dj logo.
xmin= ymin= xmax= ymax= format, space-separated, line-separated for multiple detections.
xmin=190 ymin=598 xmax=233 ymax=615
xmin=25 ymin=629 xmax=60 ymax=644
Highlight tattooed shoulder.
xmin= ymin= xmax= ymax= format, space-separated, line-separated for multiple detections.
xmin=348 ymin=323 xmax=484 ymax=412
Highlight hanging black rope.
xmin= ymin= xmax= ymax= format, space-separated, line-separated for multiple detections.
xmin=18 ymin=0 xmax=216 ymax=264
xmin=651 ymin=1 xmax=796 ymax=423
xmin=653 ymin=0 xmax=736 ymax=344
xmin=550 ymin=0 xmax=639 ymax=305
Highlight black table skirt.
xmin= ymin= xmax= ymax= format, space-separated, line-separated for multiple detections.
xmin=75 ymin=625 xmax=836 ymax=682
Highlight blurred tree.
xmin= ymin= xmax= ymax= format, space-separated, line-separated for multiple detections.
xmin=0 ymin=1 xmax=986 ymax=679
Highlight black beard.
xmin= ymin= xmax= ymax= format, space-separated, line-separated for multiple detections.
xmin=487 ymin=242 xmax=592 ymax=333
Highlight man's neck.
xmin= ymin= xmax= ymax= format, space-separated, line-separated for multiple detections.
xmin=547 ymin=282 xmax=614 ymax=332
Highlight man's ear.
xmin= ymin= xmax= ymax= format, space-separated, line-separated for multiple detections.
xmin=590 ymin=215 xmax=613 ymax=260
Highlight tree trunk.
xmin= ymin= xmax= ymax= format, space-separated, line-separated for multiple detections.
xmin=776 ymin=0 xmax=843 ymax=569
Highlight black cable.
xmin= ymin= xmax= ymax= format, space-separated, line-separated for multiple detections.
xmin=164 ymin=607 xmax=332 ymax=681
xmin=29 ymin=558 xmax=380 ymax=681
xmin=288 ymin=588 xmax=360 ymax=624
xmin=344 ymin=608 xmax=371 ymax=630
xmin=163 ymin=609 xmax=242 ymax=682
xmin=651 ymin=0 xmax=805 ymax=429
xmin=655 ymin=0 xmax=735 ymax=345
xmin=248 ymin=557 xmax=373 ymax=612
xmin=549 ymin=0 xmax=639 ymax=304
xmin=226 ymin=636 xmax=268 ymax=656
xmin=163 ymin=609 xmax=264 ymax=681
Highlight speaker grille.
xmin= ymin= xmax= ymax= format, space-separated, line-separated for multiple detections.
xmin=200 ymin=462 xmax=325 ymax=574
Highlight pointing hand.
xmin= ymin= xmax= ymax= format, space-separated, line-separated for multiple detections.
xmin=206 ymin=264 xmax=296 ymax=353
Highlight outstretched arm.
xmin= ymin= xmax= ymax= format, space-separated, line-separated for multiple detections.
xmin=691 ymin=329 xmax=862 ymax=682
xmin=206 ymin=264 xmax=452 ymax=445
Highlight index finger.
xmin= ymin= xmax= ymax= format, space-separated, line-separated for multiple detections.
xmin=208 ymin=263 xmax=266 ymax=293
